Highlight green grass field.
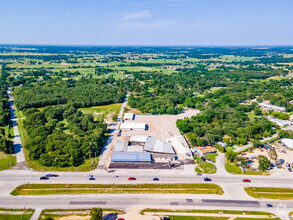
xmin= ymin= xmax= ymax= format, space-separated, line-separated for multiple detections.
xmin=0 ymin=152 xmax=16 ymax=171
xmin=245 ymin=187 xmax=293 ymax=200
xmin=225 ymin=160 xmax=268 ymax=175
xmin=11 ymin=183 xmax=223 ymax=196
xmin=0 ymin=208 xmax=34 ymax=220
xmin=194 ymin=155 xmax=217 ymax=174
xmin=205 ymin=153 xmax=218 ymax=163
xmin=79 ymin=103 xmax=122 ymax=121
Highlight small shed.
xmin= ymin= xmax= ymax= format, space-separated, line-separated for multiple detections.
xmin=124 ymin=113 xmax=134 ymax=121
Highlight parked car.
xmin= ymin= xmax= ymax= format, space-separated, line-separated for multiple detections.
xmin=40 ymin=176 xmax=49 ymax=180
xmin=89 ymin=177 xmax=95 ymax=180
xmin=204 ymin=177 xmax=212 ymax=181
xmin=160 ymin=217 xmax=170 ymax=220
xmin=242 ymin=179 xmax=251 ymax=182
xmin=128 ymin=177 xmax=136 ymax=180
xmin=153 ymin=177 xmax=159 ymax=181
xmin=201 ymin=156 xmax=206 ymax=162
xmin=46 ymin=174 xmax=58 ymax=177
xmin=266 ymin=204 xmax=273 ymax=207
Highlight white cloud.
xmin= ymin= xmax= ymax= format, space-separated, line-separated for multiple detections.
xmin=117 ymin=20 xmax=177 ymax=30
xmin=121 ymin=10 xmax=151 ymax=20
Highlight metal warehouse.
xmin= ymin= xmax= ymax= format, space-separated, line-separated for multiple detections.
xmin=111 ymin=152 xmax=152 ymax=163
xmin=120 ymin=123 xmax=146 ymax=131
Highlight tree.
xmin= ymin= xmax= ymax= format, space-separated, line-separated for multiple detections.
xmin=268 ymin=148 xmax=278 ymax=161
xmin=90 ymin=208 xmax=103 ymax=220
xmin=257 ymin=155 xmax=270 ymax=171
xmin=225 ymin=151 xmax=238 ymax=162
xmin=252 ymin=140 xmax=262 ymax=148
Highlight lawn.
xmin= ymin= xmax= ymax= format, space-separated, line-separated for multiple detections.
xmin=205 ymin=153 xmax=218 ymax=163
xmin=141 ymin=209 xmax=276 ymax=216
xmin=225 ymin=160 xmax=268 ymax=175
xmin=11 ymin=183 xmax=223 ymax=196
xmin=25 ymin=154 xmax=99 ymax=172
xmin=0 ymin=152 xmax=16 ymax=171
xmin=167 ymin=217 xmax=229 ymax=220
xmin=79 ymin=103 xmax=122 ymax=122
xmin=194 ymin=155 xmax=217 ymax=174
xmin=245 ymin=187 xmax=293 ymax=200
xmin=0 ymin=208 xmax=34 ymax=220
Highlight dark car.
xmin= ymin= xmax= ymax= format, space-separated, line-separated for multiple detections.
xmin=204 ymin=177 xmax=212 ymax=181
xmin=153 ymin=177 xmax=160 ymax=181
xmin=266 ymin=204 xmax=273 ymax=207
xmin=45 ymin=174 xmax=53 ymax=177
xmin=89 ymin=177 xmax=95 ymax=180
xmin=40 ymin=176 xmax=49 ymax=180
xmin=160 ymin=217 xmax=170 ymax=220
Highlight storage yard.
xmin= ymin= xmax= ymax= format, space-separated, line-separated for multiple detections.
xmin=108 ymin=109 xmax=199 ymax=169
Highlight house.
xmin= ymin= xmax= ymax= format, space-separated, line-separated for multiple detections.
xmin=120 ymin=123 xmax=146 ymax=131
xmin=217 ymin=141 xmax=227 ymax=148
xmin=123 ymin=113 xmax=134 ymax=121
xmin=194 ymin=146 xmax=217 ymax=155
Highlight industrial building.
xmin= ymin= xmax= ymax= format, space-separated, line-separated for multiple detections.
xmin=267 ymin=116 xmax=292 ymax=127
xmin=166 ymin=135 xmax=192 ymax=157
xmin=129 ymin=135 xmax=149 ymax=146
xmin=111 ymin=152 xmax=152 ymax=163
xmin=280 ymin=138 xmax=293 ymax=149
xmin=259 ymin=102 xmax=286 ymax=112
xmin=123 ymin=113 xmax=134 ymax=121
xmin=120 ymin=123 xmax=146 ymax=131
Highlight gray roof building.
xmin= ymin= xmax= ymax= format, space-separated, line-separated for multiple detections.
xmin=114 ymin=140 xmax=128 ymax=152
xmin=144 ymin=137 xmax=175 ymax=154
xmin=111 ymin=152 xmax=152 ymax=163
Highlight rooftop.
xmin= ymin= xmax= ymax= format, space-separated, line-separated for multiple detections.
xmin=114 ymin=140 xmax=128 ymax=152
xmin=144 ymin=137 xmax=175 ymax=154
xmin=120 ymin=123 xmax=146 ymax=130
xmin=130 ymin=135 xmax=149 ymax=143
xmin=111 ymin=152 xmax=152 ymax=162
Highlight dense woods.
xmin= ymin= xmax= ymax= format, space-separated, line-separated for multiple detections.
xmin=23 ymin=105 xmax=107 ymax=167
xmin=0 ymin=65 xmax=13 ymax=153
xmin=14 ymin=79 xmax=126 ymax=110
xmin=177 ymin=106 xmax=275 ymax=146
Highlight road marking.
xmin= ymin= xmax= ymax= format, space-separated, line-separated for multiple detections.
xmin=69 ymin=201 xmax=107 ymax=205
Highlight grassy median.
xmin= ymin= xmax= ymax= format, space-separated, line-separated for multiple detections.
xmin=245 ymin=187 xmax=293 ymax=200
xmin=141 ymin=209 xmax=279 ymax=220
xmin=11 ymin=183 xmax=223 ymax=196
xmin=0 ymin=208 xmax=34 ymax=220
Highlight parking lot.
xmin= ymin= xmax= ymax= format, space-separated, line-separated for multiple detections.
xmin=121 ymin=108 xmax=199 ymax=141
xmin=242 ymin=144 xmax=293 ymax=173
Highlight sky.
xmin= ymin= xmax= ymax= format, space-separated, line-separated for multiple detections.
xmin=0 ymin=0 xmax=292 ymax=46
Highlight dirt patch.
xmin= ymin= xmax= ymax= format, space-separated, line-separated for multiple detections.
xmin=56 ymin=215 xmax=89 ymax=220
xmin=121 ymin=108 xmax=199 ymax=142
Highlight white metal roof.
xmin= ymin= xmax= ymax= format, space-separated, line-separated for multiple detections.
xmin=281 ymin=138 xmax=293 ymax=149
xmin=124 ymin=113 xmax=134 ymax=120
xmin=120 ymin=123 xmax=146 ymax=130
xmin=127 ymin=145 xmax=144 ymax=152
xmin=144 ymin=137 xmax=175 ymax=154
xmin=130 ymin=135 xmax=149 ymax=143
xmin=166 ymin=135 xmax=191 ymax=156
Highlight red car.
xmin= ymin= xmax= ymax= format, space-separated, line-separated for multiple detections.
xmin=128 ymin=177 xmax=136 ymax=180
xmin=242 ymin=179 xmax=251 ymax=182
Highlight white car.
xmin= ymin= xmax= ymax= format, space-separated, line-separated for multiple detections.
xmin=112 ymin=175 xmax=119 ymax=178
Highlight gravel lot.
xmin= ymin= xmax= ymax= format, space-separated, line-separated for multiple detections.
xmin=121 ymin=108 xmax=199 ymax=141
